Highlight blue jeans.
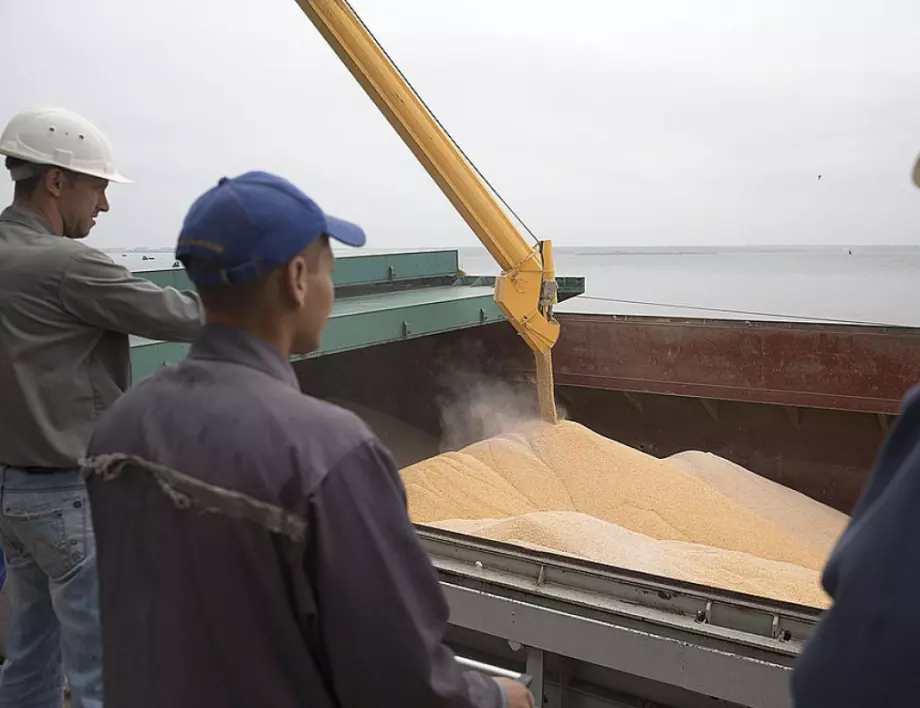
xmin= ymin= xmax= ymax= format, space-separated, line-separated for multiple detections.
xmin=0 ymin=467 xmax=102 ymax=708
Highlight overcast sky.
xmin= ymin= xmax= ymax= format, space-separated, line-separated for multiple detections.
xmin=2 ymin=0 xmax=919 ymax=249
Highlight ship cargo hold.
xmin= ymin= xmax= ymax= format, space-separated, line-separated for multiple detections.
xmin=118 ymin=251 xmax=918 ymax=708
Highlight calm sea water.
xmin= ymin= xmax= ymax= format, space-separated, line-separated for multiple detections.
xmin=114 ymin=246 xmax=920 ymax=327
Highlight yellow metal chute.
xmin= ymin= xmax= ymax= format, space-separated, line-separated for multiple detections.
xmin=293 ymin=0 xmax=560 ymax=422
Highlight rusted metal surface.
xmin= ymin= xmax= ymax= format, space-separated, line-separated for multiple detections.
xmin=555 ymin=387 xmax=881 ymax=513
xmin=472 ymin=314 xmax=920 ymax=416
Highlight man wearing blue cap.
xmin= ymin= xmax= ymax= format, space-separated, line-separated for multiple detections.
xmin=82 ymin=171 xmax=533 ymax=708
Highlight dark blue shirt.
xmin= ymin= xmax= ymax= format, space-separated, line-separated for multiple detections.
xmin=84 ymin=323 xmax=503 ymax=708
xmin=792 ymin=386 xmax=920 ymax=706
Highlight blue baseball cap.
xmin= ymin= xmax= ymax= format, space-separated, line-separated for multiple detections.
xmin=175 ymin=170 xmax=366 ymax=286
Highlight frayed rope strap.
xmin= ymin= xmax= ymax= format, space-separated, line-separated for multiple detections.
xmin=81 ymin=453 xmax=307 ymax=544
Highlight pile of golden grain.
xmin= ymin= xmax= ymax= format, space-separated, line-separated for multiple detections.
xmin=400 ymin=421 xmax=849 ymax=607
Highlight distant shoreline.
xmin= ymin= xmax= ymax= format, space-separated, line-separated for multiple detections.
xmin=105 ymin=245 xmax=920 ymax=256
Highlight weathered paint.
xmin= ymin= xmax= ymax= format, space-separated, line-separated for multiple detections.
xmin=128 ymin=284 xmax=503 ymax=380
xmin=477 ymin=314 xmax=920 ymax=416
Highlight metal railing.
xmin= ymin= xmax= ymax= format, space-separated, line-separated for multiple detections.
xmin=455 ymin=656 xmax=533 ymax=687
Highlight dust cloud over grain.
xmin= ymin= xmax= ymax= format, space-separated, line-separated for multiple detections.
xmin=435 ymin=364 xmax=565 ymax=452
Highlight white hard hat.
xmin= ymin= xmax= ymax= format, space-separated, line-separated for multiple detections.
xmin=0 ymin=105 xmax=130 ymax=184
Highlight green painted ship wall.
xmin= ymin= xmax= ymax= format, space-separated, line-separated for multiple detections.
xmin=129 ymin=250 xmax=584 ymax=382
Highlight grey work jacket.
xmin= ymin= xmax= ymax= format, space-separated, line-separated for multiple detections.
xmin=0 ymin=205 xmax=203 ymax=468
xmin=83 ymin=324 xmax=505 ymax=708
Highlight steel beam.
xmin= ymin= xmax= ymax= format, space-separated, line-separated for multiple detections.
xmin=443 ymin=583 xmax=793 ymax=708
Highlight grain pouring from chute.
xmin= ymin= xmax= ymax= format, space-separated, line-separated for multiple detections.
xmin=293 ymin=0 xmax=561 ymax=424
xmin=290 ymin=0 xmax=850 ymax=608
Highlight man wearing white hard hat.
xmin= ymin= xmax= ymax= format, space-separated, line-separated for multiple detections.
xmin=0 ymin=106 xmax=204 ymax=707
xmin=791 ymin=157 xmax=920 ymax=705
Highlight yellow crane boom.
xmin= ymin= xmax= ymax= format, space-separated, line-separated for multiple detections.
xmin=293 ymin=0 xmax=560 ymax=423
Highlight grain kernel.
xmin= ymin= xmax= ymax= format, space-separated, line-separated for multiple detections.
xmin=401 ymin=421 xmax=849 ymax=608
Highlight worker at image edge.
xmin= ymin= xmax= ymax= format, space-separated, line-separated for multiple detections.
xmin=81 ymin=171 xmax=535 ymax=708
xmin=0 ymin=106 xmax=204 ymax=707
xmin=790 ymin=157 xmax=920 ymax=705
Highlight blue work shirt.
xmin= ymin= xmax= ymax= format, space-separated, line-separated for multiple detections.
xmin=83 ymin=323 xmax=504 ymax=708
xmin=792 ymin=386 xmax=920 ymax=706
